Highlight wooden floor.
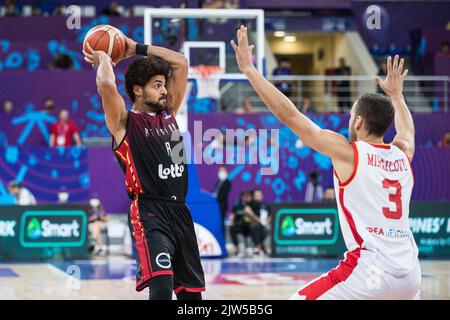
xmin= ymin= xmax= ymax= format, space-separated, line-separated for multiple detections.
xmin=0 ymin=257 xmax=449 ymax=299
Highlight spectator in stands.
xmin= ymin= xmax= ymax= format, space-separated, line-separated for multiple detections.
xmin=53 ymin=4 xmax=63 ymax=16
xmin=88 ymin=195 xmax=109 ymax=256
xmin=49 ymin=109 xmax=82 ymax=147
xmin=49 ymin=53 xmax=74 ymax=70
xmin=8 ymin=181 xmax=37 ymax=205
xmin=323 ymin=186 xmax=336 ymax=203
xmin=438 ymin=131 xmax=450 ymax=148
xmin=57 ymin=187 xmax=69 ymax=204
xmin=212 ymin=166 xmax=232 ymax=235
xmin=2 ymin=100 xmax=14 ymax=115
xmin=302 ymin=97 xmax=316 ymax=113
xmin=335 ymin=57 xmax=352 ymax=111
xmin=235 ymin=98 xmax=254 ymax=114
xmin=272 ymin=58 xmax=293 ymax=98
xmin=229 ymin=191 xmax=253 ymax=257
xmin=436 ymin=42 xmax=450 ymax=57
xmin=41 ymin=97 xmax=57 ymax=114
xmin=248 ymin=188 xmax=270 ymax=256
xmin=305 ymin=171 xmax=324 ymax=202
xmin=37 ymin=0 xmax=56 ymax=16
xmin=5 ymin=0 xmax=21 ymax=16
xmin=101 ymin=1 xmax=121 ymax=16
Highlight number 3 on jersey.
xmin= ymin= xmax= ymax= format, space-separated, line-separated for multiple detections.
xmin=382 ymin=179 xmax=402 ymax=219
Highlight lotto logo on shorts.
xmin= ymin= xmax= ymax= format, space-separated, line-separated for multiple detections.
xmin=156 ymin=252 xmax=171 ymax=269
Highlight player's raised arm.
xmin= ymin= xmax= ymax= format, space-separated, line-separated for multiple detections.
xmin=374 ymin=55 xmax=415 ymax=161
xmin=117 ymin=37 xmax=188 ymax=116
xmin=83 ymin=43 xmax=127 ymax=144
xmin=145 ymin=45 xmax=188 ymax=116
xmin=231 ymin=25 xmax=353 ymax=162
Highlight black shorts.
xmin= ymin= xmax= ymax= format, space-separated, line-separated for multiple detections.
xmin=128 ymin=197 xmax=205 ymax=293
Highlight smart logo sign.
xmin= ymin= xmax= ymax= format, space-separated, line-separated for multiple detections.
xmin=274 ymin=208 xmax=340 ymax=245
xmin=20 ymin=211 xmax=87 ymax=247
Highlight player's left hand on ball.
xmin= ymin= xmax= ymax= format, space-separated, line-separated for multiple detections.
xmin=83 ymin=42 xmax=112 ymax=69
xmin=231 ymin=25 xmax=255 ymax=75
xmin=114 ymin=35 xmax=137 ymax=65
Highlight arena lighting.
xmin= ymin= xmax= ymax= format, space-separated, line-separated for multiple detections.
xmin=274 ymin=31 xmax=286 ymax=37
xmin=283 ymin=35 xmax=297 ymax=42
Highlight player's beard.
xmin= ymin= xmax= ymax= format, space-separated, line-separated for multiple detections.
xmin=143 ymin=93 xmax=168 ymax=112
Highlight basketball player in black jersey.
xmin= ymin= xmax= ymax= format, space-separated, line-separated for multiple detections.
xmin=83 ymin=36 xmax=205 ymax=300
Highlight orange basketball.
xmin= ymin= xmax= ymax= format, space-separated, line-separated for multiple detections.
xmin=83 ymin=25 xmax=126 ymax=62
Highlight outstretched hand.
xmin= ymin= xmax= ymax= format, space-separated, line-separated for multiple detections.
xmin=373 ymin=55 xmax=408 ymax=97
xmin=231 ymin=25 xmax=255 ymax=75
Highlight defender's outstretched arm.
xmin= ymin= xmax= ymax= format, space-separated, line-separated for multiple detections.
xmin=374 ymin=55 xmax=415 ymax=161
xmin=231 ymin=26 xmax=353 ymax=163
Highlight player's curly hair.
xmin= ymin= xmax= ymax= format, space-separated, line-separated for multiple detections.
xmin=125 ymin=56 xmax=171 ymax=102
xmin=354 ymin=93 xmax=395 ymax=137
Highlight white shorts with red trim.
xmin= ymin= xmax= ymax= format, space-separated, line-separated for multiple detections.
xmin=290 ymin=249 xmax=421 ymax=300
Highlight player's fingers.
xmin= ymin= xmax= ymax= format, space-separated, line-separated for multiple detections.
xmin=401 ymin=69 xmax=409 ymax=79
xmin=249 ymin=45 xmax=255 ymax=51
xmin=372 ymin=76 xmax=383 ymax=86
xmin=393 ymin=55 xmax=399 ymax=74
xmin=387 ymin=56 xmax=392 ymax=75
xmin=86 ymin=42 xmax=94 ymax=53
xmin=398 ymin=58 xmax=404 ymax=74
xmin=243 ymin=26 xmax=249 ymax=47
xmin=84 ymin=57 xmax=94 ymax=64
xmin=230 ymin=40 xmax=238 ymax=52
xmin=82 ymin=50 xmax=93 ymax=60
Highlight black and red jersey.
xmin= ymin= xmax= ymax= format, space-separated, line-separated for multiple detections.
xmin=113 ymin=109 xmax=188 ymax=202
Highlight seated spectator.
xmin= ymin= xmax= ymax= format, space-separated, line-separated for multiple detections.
xmin=49 ymin=54 xmax=74 ymax=70
xmin=49 ymin=109 xmax=82 ymax=147
xmin=8 ymin=181 xmax=37 ymax=205
xmin=57 ymin=187 xmax=70 ymax=204
xmin=53 ymin=5 xmax=63 ymax=16
xmin=2 ymin=100 xmax=15 ymax=115
xmin=323 ymin=187 xmax=336 ymax=203
xmin=88 ymin=196 xmax=109 ymax=256
xmin=248 ymin=188 xmax=270 ymax=256
xmin=302 ymin=98 xmax=316 ymax=113
xmin=229 ymin=191 xmax=253 ymax=257
xmin=305 ymin=171 xmax=324 ymax=202
xmin=438 ymin=131 xmax=450 ymax=147
xmin=101 ymin=1 xmax=121 ymax=16
xmin=40 ymin=97 xmax=57 ymax=114
xmin=272 ymin=58 xmax=293 ymax=98
xmin=436 ymin=42 xmax=450 ymax=57
xmin=37 ymin=0 xmax=56 ymax=16
xmin=5 ymin=0 xmax=21 ymax=16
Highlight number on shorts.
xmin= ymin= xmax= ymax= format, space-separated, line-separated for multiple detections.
xmin=382 ymin=179 xmax=402 ymax=219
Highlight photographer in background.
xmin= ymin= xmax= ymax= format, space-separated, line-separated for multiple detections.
xmin=88 ymin=195 xmax=109 ymax=256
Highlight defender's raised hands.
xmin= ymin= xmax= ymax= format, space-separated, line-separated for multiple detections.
xmin=231 ymin=25 xmax=255 ymax=75
xmin=373 ymin=55 xmax=408 ymax=97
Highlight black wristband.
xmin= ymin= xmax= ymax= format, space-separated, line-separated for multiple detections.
xmin=136 ymin=43 xmax=149 ymax=56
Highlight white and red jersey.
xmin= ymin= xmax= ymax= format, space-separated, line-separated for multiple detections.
xmin=333 ymin=141 xmax=419 ymax=277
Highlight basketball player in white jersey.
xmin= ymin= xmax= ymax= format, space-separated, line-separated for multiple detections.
xmin=232 ymin=26 xmax=420 ymax=300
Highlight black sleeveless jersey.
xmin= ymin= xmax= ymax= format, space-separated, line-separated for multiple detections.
xmin=113 ymin=109 xmax=188 ymax=202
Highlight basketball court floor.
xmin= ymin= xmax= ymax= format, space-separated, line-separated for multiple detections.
xmin=1 ymin=257 xmax=449 ymax=299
